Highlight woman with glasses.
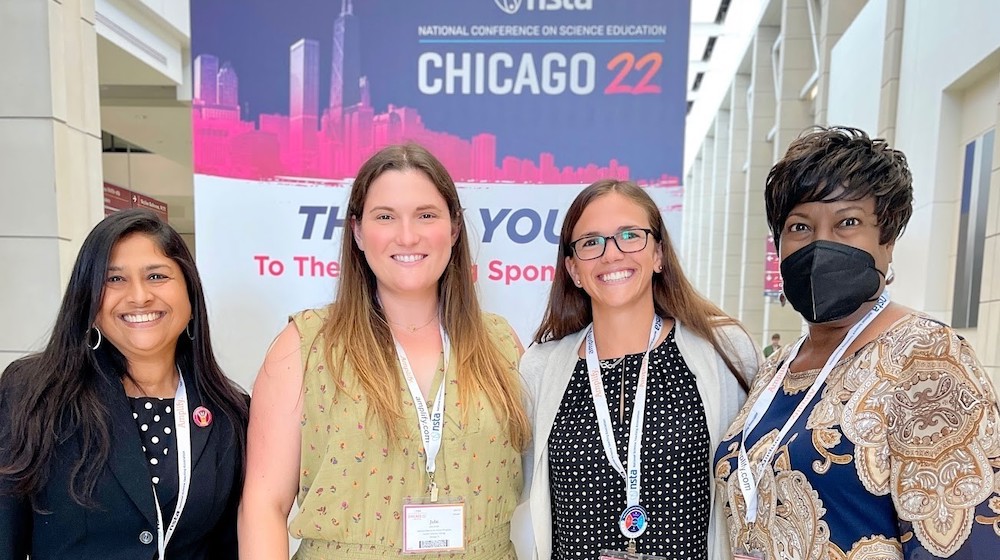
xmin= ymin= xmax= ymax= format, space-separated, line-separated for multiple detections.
xmin=520 ymin=179 xmax=759 ymax=559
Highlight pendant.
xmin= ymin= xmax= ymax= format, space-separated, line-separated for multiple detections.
xmin=618 ymin=504 xmax=648 ymax=540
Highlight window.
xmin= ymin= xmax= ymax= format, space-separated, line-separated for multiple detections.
xmin=952 ymin=128 xmax=994 ymax=328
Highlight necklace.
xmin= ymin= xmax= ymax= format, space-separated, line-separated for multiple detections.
xmin=600 ymin=356 xmax=626 ymax=370
xmin=387 ymin=314 xmax=438 ymax=334
xmin=600 ymin=356 xmax=628 ymax=423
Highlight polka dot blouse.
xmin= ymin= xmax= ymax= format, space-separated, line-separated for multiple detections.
xmin=129 ymin=396 xmax=178 ymax=517
xmin=548 ymin=327 xmax=711 ymax=559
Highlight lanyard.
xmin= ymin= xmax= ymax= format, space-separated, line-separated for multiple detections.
xmin=395 ymin=325 xmax=450 ymax=502
xmin=584 ymin=315 xmax=663 ymax=508
xmin=736 ymin=292 xmax=889 ymax=524
xmin=153 ymin=369 xmax=193 ymax=560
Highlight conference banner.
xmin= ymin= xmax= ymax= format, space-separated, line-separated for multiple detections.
xmin=191 ymin=0 xmax=690 ymax=390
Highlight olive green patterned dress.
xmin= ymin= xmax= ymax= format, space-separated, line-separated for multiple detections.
xmin=288 ymin=308 xmax=522 ymax=560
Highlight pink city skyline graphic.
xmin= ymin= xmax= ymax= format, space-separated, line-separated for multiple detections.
xmin=192 ymin=1 xmax=680 ymax=186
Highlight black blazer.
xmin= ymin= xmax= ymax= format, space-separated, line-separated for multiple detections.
xmin=0 ymin=369 xmax=247 ymax=560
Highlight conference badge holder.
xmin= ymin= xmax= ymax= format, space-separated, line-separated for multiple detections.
xmin=600 ymin=550 xmax=667 ymax=560
xmin=401 ymin=495 xmax=465 ymax=555
xmin=597 ymin=504 xmax=666 ymax=559
xmin=599 ymin=548 xmax=667 ymax=560
xmin=395 ymin=328 xmax=464 ymax=554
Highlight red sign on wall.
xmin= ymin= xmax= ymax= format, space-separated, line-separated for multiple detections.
xmin=764 ymin=234 xmax=782 ymax=297
xmin=103 ymin=183 xmax=168 ymax=222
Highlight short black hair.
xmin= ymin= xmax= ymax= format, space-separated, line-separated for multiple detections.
xmin=765 ymin=126 xmax=913 ymax=249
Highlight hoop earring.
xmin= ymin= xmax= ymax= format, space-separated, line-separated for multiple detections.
xmin=87 ymin=326 xmax=103 ymax=350
xmin=186 ymin=321 xmax=196 ymax=341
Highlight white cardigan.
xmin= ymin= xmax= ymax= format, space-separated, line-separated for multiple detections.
xmin=518 ymin=320 xmax=759 ymax=560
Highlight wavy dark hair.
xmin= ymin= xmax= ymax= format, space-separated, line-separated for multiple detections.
xmin=765 ymin=126 xmax=913 ymax=249
xmin=0 ymin=209 xmax=249 ymax=506
xmin=534 ymin=179 xmax=751 ymax=392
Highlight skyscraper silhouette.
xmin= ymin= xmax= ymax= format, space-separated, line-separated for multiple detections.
xmin=329 ymin=0 xmax=361 ymax=138
xmin=290 ymin=38 xmax=320 ymax=175
xmin=217 ymin=62 xmax=239 ymax=108
xmin=194 ymin=54 xmax=219 ymax=105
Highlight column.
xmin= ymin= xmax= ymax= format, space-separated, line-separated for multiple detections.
xmin=763 ymin=0 xmax=815 ymax=343
xmin=694 ymin=135 xmax=715 ymax=290
xmin=721 ymin=74 xmax=751 ymax=315
xmin=980 ymin=86 xmax=1000 ymax=387
xmin=737 ymin=26 xmax=779 ymax=342
xmin=814 ymin=0 xmax=867 ymax=125
xmin=706 ymin=110 xmax=731 ymax=302
xmin=682 ymin=153 xmax=703 ymax=269
xmin=878 ymin=0 xmax=905 ymax=143
xmin=0 ymin=0 xmax=103 ymax=371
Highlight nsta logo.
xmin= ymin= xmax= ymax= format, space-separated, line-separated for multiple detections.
xmin=494 ymin=0 xmax=593 ymax=14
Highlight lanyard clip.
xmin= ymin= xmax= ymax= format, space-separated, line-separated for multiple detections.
xmin=627 ymin=538 xmax=636 ymax=554
xmin=428 ymin=472 xmax=438 ymax=503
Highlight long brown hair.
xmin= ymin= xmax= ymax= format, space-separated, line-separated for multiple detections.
xmin=534 ymin=179 xmax=750 ymax=392
xmin=320 ymin=143 xmax=530 ymax=450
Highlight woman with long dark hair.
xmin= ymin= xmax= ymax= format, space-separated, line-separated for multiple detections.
xmin=0 ymin=209 xmax=249 ymax=560
xmin=522 ymin=180 xmax=759 ymax=559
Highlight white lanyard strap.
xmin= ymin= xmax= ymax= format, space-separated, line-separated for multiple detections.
xmin=154 ymin=369 xmax=193 ymax=560
xmin=737 ymin=292 xmax=889 ymax=523
xmin=584 ymin=315 xmax=663 ymax=508
xmin=395 ymin=325 xmax=450 ymax=479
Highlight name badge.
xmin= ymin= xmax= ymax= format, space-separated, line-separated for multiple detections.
xmin=733 ymin=548 xmax=767 ymax=560
xmin=599 ymin=550 xmax=666 ymax=560
xmin=402 ymin=501 xmax=465 ymax=554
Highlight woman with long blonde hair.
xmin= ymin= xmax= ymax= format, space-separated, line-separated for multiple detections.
xmin=238 ymin=143 xmax=530 ymax=559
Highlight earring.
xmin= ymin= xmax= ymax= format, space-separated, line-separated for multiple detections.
xmin=654 ymin=266 xmax=662 ymax=273
xmin=186 ymin=321 xmax=196 ymax=341
xmin=86 ymin=326 xmax=103 ymax=350
xmin=574 ymin=279 xmax=582 ymax=287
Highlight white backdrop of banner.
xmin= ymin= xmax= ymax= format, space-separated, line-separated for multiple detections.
xmin=195 ymin=175 xmax=681 ymax=391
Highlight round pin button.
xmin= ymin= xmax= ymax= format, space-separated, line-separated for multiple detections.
xmin=193 ymin=406 xmax=213 ymax=427
xmin=618 ymin=504 xmax=648 ymax=539
xmin=139 ymin=530 xmax=154 ymax=545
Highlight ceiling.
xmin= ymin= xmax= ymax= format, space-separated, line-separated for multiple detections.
xmin=684 ymin=0 xmax=770 ymax=173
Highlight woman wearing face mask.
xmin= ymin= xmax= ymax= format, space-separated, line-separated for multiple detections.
xmin=714 ymin=127 xmax=1000 ymax=559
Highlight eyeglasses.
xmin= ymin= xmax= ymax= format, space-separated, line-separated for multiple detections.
xmin=569 ymin=228 xmax=655 ymax=261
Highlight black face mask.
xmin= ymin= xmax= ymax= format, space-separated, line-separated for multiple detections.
xmin=780 ymin=240 xmax=884 ymax=323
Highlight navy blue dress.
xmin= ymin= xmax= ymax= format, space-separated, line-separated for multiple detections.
xmin=713 ymin=314 xmax=1000 ymax=559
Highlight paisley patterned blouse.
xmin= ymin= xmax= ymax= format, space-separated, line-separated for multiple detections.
xmin=714 ymin=313 xmax=1000 ymax=559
